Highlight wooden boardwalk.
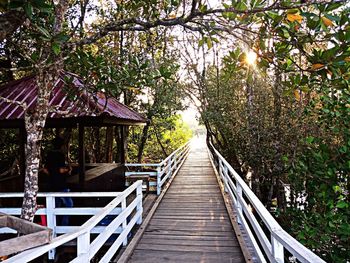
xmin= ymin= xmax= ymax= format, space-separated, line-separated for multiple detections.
xmin=126 ymin=140 xmax=246 ymax=263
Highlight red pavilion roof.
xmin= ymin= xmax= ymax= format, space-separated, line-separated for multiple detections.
xmin=0 ymin=72 xmax=147 ymax=126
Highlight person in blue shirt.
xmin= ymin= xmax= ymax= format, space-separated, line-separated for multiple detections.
xmin=45 ymin=137 xmax=73 ymax=226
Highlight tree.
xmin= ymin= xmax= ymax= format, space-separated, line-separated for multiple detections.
xmin=185 ymin=2 xmax=350 ymax=261
xmin=0 ymin=0 xmax=345 ymax=232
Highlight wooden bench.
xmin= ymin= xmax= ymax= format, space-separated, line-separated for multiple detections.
xmin=0 ymin=213 xmax=52 ymax=257
xmin=67 ymin=163 xmax=122 ymax=183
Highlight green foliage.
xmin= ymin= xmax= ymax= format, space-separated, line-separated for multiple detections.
xmin=128 ymin=115 xmax=192 ymax=162
xmin=1 ymin=0 xmax=349 ymax=259
xmin=0 ymin=129 xmax=19 ymax=174
xmin=197 ymin=3 xmax=350 ymax=262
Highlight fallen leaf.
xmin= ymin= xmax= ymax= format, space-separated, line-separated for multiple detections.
xmin=287 ymin=13 xmax=303 ymax=23
xmin=344 ymin=57 xmax=350 ymax=62
xmin=294 ymin=90 xmax=301 ymax=101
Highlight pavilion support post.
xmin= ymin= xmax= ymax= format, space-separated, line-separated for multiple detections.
xmin=116 ymin=126 xmax=126 ymax=164
xmin=121 ymin=126 xmax=126 ymax=164
xmin=78 ymin=124 xmax=85 ymax=184
xmin=105 ymin=126 xmax=114 ymax=163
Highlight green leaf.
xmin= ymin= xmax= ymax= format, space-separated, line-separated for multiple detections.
xmin=24 ymin=2 xmax=33 ymax=19
xmin=31 ymin=0 xmax=53 ymax=12
xmin=31 ymin=51 xmax=39 ymax=62
xmin=336 ymin=201 xmax=348 ymax=209
xmin=198 ymin=38 xmax=205 ymax=47
xmin=199 ymin=4 xmax=207 ymax=12
xmin=52 ymin=42 xmax=61 ymax=55
xmin=328 ymin=221 xmax=335 ymax=228
xmin=54 ymin=32 xmax=69 ymax=43
xmin=306 ymin=136 xmax=314 ymax=144
xmin=206 ymin=38 xmax=213 ymax=49
xmin=339 ymin=145 xmax=347 ymax=153
xmin=234 ymin=1 xmax=247 ymax=11
xmin=325 ymin=3 xmax=343 ymax=12
xmin=37 ymin=26 xmax=51 ymax=38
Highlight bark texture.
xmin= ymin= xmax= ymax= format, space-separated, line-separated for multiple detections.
xmin=20 ymin=0 xmax=69 ymax=221
xmin=137 ymin=122 xmax=150 ymax=163
xmin=21 ymin=68 xmax=57 ymax=221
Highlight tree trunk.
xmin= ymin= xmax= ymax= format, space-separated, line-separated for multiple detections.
xmin=20 ymin=0 xmax=69 ymax=221
xmin=137 ymin=122 xmax=150 ymax=163
xmin=116 ymin=126 xmax=128 ymax=163
xmin=21 ymin=68 xmax=58 ymax=221
xmin=272 ymin=69 xmax=285 ymax=210
xmin=154 ymin=128 xmax=168 ymax=158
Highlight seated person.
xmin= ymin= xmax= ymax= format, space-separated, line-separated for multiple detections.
xmin=44 ymin=137 xmax=73 ymax=226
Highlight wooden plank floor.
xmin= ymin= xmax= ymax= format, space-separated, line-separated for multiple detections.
xmin=127 ymin=139 xmax=245 ymax=263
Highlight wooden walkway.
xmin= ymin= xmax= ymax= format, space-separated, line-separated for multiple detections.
xmin=126 ymin=140 xmax=246 ymax=263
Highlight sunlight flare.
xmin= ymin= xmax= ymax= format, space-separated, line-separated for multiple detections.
xmin=246 ymin=50 xmax=257 ymax=66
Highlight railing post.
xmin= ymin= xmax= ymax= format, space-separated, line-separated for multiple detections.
xmin=272 ymin=235 xmax=284 ymax=263
xmin=122 ymin=197 xmax=128 ymax=246
xmin=236 ymin=183 xmax=243 ymax=224
xmin=174 ymin=152 xmax=178 ymax=170
xmin=218 ymin=159 xmax=223 ymax=180
xmin=46 ymin=196 xmax=56 ymax=260
xmin=157 ymin=165 xmax=161 ymax=196
xmin=223 ymin=165 xmax=228 ymax=193
xmin=136 ymin=182 xmax=143 ymax=225
xmin=77 ymin=231 xmax=90 ymax=262
xmin=169 ymin=156 xmax=172 ymax=178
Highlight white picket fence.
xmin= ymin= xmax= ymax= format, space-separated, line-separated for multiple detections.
xmin=208 ymin=142 xmax=326 ymax=263
xmin=0 ymin=180 xmax=143 ymax=263
xmin=125 ymin=141 xmax=191 ymax=195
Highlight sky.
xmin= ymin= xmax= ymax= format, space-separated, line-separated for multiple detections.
xmin=180 ymin=105 xmax=199 ymax=128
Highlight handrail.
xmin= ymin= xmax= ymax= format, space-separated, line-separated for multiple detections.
xmin=1 ymin=181 xmax=143 ymax=263
xmin=125 ymin=141 xmax=191 ymax=195
xmin=0 ymin=192 xmax=121 ymax=198
xmin=207 ymin=142 xmax=326 ymax=263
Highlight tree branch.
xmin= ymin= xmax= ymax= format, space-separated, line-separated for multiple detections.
xmin=74 ymin=0 xmax=342 ymax=46
xmin=0 ymin=96 xmax=28 ymax=110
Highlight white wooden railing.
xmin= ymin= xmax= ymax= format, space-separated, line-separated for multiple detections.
xmin=125 ymin=141 xmax=191 ymax=195
xmin=0 ymin=181 xmax=143 ymax=263
xmin=207 ymin=142 xmax=326 ymax=263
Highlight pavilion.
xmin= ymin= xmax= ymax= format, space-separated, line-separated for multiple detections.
xmin=0 ymin=71 xmax=147 ymax=192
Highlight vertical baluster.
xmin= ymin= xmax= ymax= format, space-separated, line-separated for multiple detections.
xmin=156 ymin=165 xmax=161 ymax=195
xmin=272 ymin=236 xmax=284 ymax=263
xmin=169 ymin=156 xmax=172 ymax=179
xmin=136 ymin=182 xmax=143 ymax=225
xmin=218 ymin=159 xmax=224 ymax=182
xmin=236 ymin=183 xmax=243 ymax=224
xmin=77 ymin=231 xmax=90 ymax=262
xmin=223 ymin=165 xmax=228 ymax=193
xmin=174 ymin=152 xmax=178 ymax=170
xmin=46 ymin=196 xmax=56 ymax=260
xmin=122 ymin=197 xmax=128 ymax=246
